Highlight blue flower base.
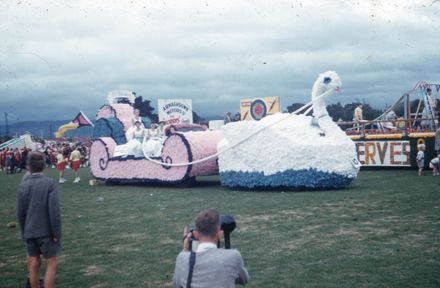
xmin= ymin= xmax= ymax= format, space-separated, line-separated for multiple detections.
xmin=220 ymin=168 xmax=354 ymax=190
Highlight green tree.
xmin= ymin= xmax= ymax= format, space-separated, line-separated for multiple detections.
xmin=285 ymin=101 xmax=383 ymax=121
xmin=360 ymin=103 xmax=383 ymax=120
xmin=133 ymin=96 xmax=159 ymax=123
xmin=286 ymin=103 xmax=305 ymax=113
xmin=192 ymin=111 xmax=205 ymax=124
xmin=327 ymin=102 xmax=345 ymax=121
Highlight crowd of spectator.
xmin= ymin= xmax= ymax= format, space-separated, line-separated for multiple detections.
xmin=0 ymin=147 xmax=29 ymax=174
xmin=0 ymin=142 xmax=90 ymax=177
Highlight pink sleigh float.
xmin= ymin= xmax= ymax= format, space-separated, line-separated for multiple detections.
xmin=90 ymin=101 xmax=223 ymax=185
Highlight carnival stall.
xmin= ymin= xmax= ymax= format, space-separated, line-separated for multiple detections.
xmin=345 ymin=81 xmax=439 ymax=168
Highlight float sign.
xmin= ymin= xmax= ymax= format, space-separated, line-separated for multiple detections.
xmin=356 ymin=140 xmax=411 ymax=167
xmin=240 ymin=96 xmax=280 ymax=121
xmin=158 ymin=99 xmax=193 ymax=124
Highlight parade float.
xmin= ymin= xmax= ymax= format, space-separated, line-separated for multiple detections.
xmin=218 ymin=71 xmax=360 ymax=189
xmin=90 ymin=71 xmax=361 ymax=189
xmin=345 ymin=81 xmax=439 ymax=169
xmin=90 ymin=91 xmax=223 ymax=186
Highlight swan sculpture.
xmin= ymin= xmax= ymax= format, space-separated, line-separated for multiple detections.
xmin=217 ymin=71 xmax=361 ymax=189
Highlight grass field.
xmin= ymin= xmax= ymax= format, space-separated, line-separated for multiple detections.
xmin=0 ymin=168 xmax=439 ymax=287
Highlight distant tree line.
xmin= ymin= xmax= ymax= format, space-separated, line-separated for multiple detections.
xmin=286 ymin=102 xmax=383 ymax=121
xmin=0 ymin=135 xmax=12 ymax=144
xmin=128 ymin=95 xmax=420 ymax=125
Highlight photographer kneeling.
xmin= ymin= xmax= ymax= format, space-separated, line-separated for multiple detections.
xmin=172 ymin=209 xmax=249 ymax=288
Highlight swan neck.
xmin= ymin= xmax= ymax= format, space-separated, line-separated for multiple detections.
xmin=312 ymin=88 xmax=331 ymax=118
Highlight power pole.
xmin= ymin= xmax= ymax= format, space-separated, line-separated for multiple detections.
xmin=4 ymin=112 xmax=9 ymax=136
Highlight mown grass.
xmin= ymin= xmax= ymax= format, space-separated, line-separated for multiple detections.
xmin=0 ymin=168 xmax=439 ymax=287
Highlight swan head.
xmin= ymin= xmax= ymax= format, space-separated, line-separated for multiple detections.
xmin=312 ymin=71 xmax=342 ymax=99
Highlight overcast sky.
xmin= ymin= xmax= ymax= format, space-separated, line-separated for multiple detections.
xmin=1 ymin=0 xmax=439 ymax=122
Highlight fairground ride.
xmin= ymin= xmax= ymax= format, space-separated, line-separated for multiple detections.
xmin=341 ymin=81 xmax=439 ymax=168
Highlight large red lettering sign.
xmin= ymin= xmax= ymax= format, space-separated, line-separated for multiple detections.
xmin=356 ymin=141 xmax=411 ymax=166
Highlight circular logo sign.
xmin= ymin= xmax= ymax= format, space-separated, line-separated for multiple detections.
xmin=250 ymin=99 xmax=267 ymax=121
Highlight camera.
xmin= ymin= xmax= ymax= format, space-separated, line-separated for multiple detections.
xmin=188 ymin=228 xmax=199 ymax=252
xmin=187 ymin=215 xmax=236 ymax=252
xmin=220 ymin=215 xmax=236 ymax=249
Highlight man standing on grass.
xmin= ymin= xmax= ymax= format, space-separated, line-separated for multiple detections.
xmin=173 ymin=209 xmax=249 ymax=288
xmin=17 ymin=152 xmax=62 ymax=288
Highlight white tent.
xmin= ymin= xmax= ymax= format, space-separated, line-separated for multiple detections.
xmin=0 ymin=133 xmax=38 ymax=151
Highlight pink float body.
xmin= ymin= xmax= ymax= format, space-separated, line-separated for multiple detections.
xmin=90 ymin=104 xmax=223 ymax=184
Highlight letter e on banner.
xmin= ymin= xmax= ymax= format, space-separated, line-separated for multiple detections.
xmin=390 ymin=142 xmax=402 ymax=165
xmin=356 ymin=142 xmax=365 ymax=165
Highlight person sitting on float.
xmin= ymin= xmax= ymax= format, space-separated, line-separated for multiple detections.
xmin=143 ymin=123 xmax=165 ymax=157
xmin=148 ymin=123 xmax=161 ymax=138
xmin=114 ymin=120 xmax=146 ymax=157
xmin=165 ymin=125 xmax=178 ymax=137
xmin=131 ymin=120 xmax=145 ymax=142
xmin=158 ymin=121 xmax=165 ymax=136
xmin=201 ymin=123 xmax=209 ymax=131
xmin=132 ymin=108 xmax=143 ymax=127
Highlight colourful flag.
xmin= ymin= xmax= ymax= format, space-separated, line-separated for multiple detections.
xmin=72 ymin=111 xmax=94 ymax=127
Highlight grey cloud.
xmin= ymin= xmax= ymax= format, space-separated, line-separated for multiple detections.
xmin=0 ymin=0 xmax=439 ymax=122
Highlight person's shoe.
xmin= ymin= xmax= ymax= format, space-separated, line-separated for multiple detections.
xmin=73 ymin=177 xmax=80 ymax=183
xmin=59 ymin=179 xmax=65 ymax=184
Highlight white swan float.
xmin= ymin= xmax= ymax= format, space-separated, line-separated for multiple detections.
xmin=217 ymin=71 xmax=361 ymax=189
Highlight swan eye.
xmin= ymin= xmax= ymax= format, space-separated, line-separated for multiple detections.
xmin=323 ymin=77 xmax=332 ymax=84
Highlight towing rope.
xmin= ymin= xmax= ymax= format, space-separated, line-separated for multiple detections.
xmin=142 ymin=89 xmax=334 ymax=167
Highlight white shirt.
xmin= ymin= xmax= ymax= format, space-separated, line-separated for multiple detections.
xmin=133 ymin=128 xmax=145 ymax=139
xmin=196 ymin=242 xmax=217 ymax=253
xmin=354 ymin=107 xmax=363 ymax=121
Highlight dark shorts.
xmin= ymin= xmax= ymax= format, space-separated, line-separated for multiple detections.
xmin=25 ymin=237 xmax=61 ymax=259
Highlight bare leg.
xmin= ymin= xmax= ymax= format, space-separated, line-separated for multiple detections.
xmin=28 ymin=255 xmax=41 ymax=288
xmin=44 ymin=256 xmax=57 ymax=288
